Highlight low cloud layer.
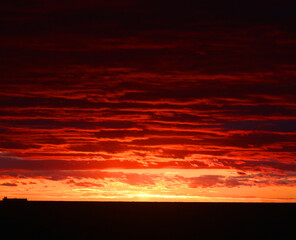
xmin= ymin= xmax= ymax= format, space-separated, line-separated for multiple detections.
xmin=0 ymin=0 xmax=296 ymax=201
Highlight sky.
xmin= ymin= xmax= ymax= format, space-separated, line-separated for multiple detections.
xmin=0 ymin=0 xmax=296 ymax=202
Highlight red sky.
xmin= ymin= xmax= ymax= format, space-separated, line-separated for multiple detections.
xmin=0 ymin=0 xmax=296 ymax=202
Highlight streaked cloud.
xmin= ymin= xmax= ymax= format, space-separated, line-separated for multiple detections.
xmin=0 ymin=0 xmax=296 ymax=201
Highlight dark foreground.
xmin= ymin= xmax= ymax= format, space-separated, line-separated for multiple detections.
xmin=0 ymin=202 xmax=295 ymax=239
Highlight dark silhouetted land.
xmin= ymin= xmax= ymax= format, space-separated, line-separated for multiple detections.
xmin=0 ymin=201 xmax=294 ymax=239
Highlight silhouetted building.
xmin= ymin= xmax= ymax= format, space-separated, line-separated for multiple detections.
xmin=2 ymin=196 xmax=27 ymax=202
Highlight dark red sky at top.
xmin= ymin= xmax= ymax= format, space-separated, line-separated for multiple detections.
xmin=0 ymin=0 xmax=296 ymax=201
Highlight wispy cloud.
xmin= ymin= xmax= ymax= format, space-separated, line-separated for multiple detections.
xmin=0 ymin=0 xmax=296 ymax=201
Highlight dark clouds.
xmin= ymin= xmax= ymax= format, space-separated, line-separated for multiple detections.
xmin=0 ymin=0 xmax=296 ymax=193
xmin=0 ymin=182 xmax=18 ymax=187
